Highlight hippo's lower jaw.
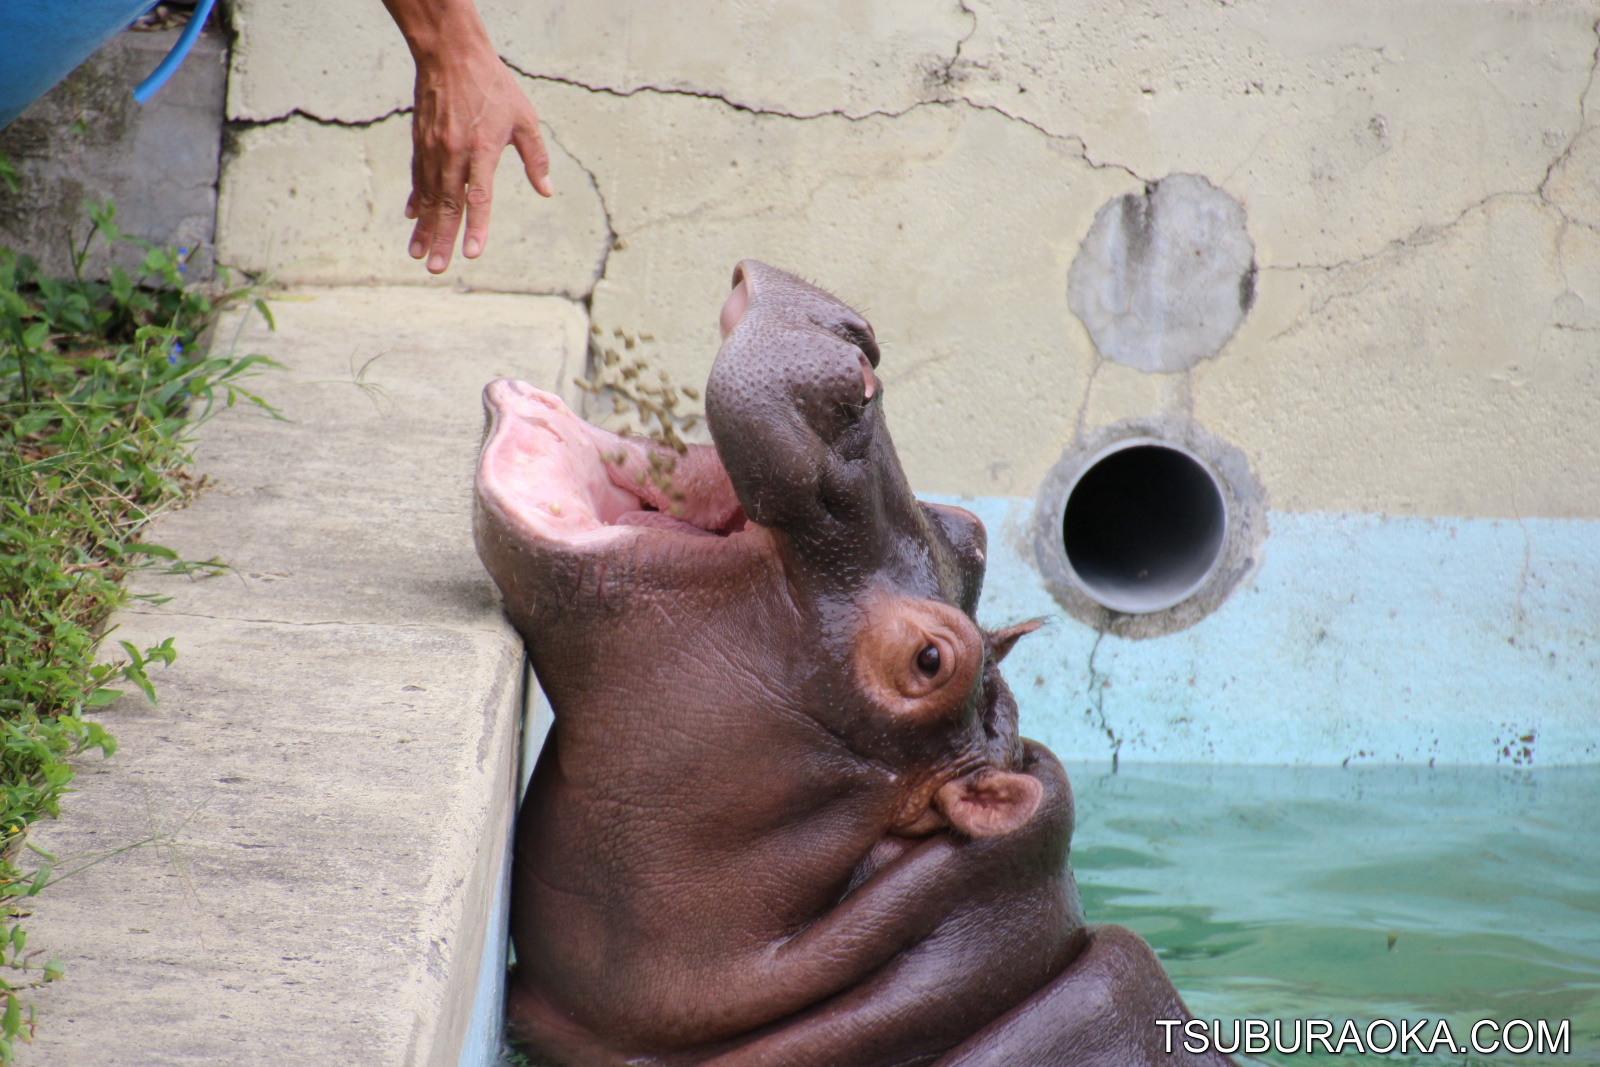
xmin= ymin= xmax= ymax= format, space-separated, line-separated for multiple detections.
xmin=476 ymin=379 xmax=746 ymax=550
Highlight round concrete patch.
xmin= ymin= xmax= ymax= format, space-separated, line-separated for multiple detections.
xmin=1068 ymin=174 xmax=1256 ymax=373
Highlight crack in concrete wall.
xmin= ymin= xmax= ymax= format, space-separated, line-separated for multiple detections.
xmin=496 ymin=31 xmax=1154 ymax=219
xmin=1267 ymin=189 xmax=1597 ymax=345
xmin=1266 ymin=16 xmax=1600 ymax=284
xmin=525 ymin=73 xmax=1151 ymax=185
xmin=219 ymin=53 xmax=1155 ymax=306
xmin=233 ymin=104 xmax=413 ymax=130
xmin=1537 ymin=16 xmax=1600 ymax=202
xmin=541 ymin=122 xmax=618 ymax=302
xmin=508 ymin=62 xmax=919 ymax=123
xmin=923 ymin=0 xmax=980 ymax=97
xmin=1084 ymin=632 xmax=1124 ymax=769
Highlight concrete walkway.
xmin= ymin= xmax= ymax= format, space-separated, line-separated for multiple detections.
xmin=22 ymin=287 xmax=586 ymax=1065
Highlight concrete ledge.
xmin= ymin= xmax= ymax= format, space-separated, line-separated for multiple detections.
xmin=22 ymin=287 xmax=587 ymax=1065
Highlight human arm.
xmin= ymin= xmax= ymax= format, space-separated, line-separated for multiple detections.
xmin=380 ymin=0 xmax=553 ymax=273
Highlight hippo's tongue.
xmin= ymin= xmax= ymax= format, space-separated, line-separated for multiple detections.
xmin=477 ymin=379 xmax=744 ymax=543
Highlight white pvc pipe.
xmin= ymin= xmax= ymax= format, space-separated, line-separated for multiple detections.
xmin=1059 ymin=438 xmax=1229 ymax=614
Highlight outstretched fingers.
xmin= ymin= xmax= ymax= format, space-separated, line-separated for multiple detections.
xmin=402 ymin=45 xmax=552 ymax=273
xmin=413 ymin=167 xmax=469 ymax=275
xmin=461 ymin=153 xmax=497 ymax=261
xmin=404 ymin=82 xmax=469 ymax=273
xmin=513 ymin=119 xmax=554 ymax=199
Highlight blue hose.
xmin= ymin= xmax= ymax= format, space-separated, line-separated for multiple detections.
xmin=132 ymin=0 xmax=218 ymax=104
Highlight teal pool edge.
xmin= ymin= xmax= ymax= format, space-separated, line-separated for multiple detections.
xmin=938 ymin=495 xmax=1599 ymax=767
xmin=463 ymin=665 xmax=553 ymax=1067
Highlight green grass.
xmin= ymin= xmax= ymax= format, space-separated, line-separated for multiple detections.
xmin=0 ymin=199 xmax=275 ymax=1058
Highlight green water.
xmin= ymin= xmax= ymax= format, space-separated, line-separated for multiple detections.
xmin=1065 ymin=762 xmax=1600 ymax=1065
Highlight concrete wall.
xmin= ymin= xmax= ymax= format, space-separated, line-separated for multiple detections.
xmin=0 ymin=25 xmax=227 ymax=279
xmin=217 ymin=1 xmax=1600 ymax=765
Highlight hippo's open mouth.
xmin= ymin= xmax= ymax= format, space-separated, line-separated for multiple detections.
xmin=476 ymin=379 xmax=747 ymax=550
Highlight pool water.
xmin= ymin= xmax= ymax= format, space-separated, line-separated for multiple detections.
xmin=483 ymin=703 xmax=1599 ymax=1066
xmin=1065 ymin=762 xmax=1600 ymax=1065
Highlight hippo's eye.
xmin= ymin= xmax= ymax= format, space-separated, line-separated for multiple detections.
xmin=915 ymin=644 xmax=941 ymax=677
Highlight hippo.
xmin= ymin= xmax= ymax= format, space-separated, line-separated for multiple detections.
xmin=473 ymin=261 xmax=1231 ymax=1066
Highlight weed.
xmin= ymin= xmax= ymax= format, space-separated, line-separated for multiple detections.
xmin=0 ymin=197 xmax=276 ymax=1059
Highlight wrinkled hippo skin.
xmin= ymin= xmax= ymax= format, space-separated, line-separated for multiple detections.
xmin=474 ymin=261 xmax=1231 ymax=1067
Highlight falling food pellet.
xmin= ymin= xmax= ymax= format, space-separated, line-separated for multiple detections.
xmin=549 ymin=502 xmax=562 ymax=516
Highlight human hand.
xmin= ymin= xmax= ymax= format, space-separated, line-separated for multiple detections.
xmin=405 ymin=36 xmax=553 ymax=274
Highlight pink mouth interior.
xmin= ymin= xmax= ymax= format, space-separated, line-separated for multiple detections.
xmin=478 ymin=380 xmax=745 ymax=543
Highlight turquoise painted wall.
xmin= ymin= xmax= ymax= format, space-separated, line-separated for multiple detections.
xmin=935 ymin=496 xmax=1599 ymax=767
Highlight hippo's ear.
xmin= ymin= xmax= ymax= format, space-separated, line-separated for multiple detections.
xmin=989 ymin=618 xmax=1046 ymax=663
xmin=935 ymin=770 xmax=1043 ymax=839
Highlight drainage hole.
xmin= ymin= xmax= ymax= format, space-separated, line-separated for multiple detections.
xmin=1062 ymin=442 xmax=1228 ymax=615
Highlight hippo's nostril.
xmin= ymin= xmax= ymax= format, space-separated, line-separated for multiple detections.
xmin=837 ymin=322 xmax=880 ymax=367
xmin=720 ymin=279 xmax=751 ymax=340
